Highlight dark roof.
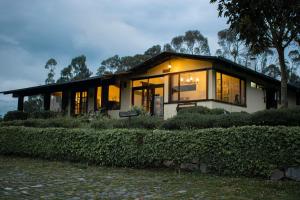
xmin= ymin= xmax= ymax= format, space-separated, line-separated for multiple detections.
xmin=1 ymin=52 xmax=299 ymax=96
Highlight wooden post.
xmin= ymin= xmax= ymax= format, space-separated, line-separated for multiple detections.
xmin=17 ymin=96 xmax=24 ymax=111
xmin=43 ymin=93 xmax=51 ymax=111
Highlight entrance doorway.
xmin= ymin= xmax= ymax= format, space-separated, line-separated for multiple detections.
xmin=266 ymin=89 xmax=278 ymax=109
xmin=132 ymin=77 xmax=164 ymax=117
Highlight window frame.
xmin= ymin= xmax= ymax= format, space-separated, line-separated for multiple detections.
xmin=108 ymin=83 xmax=121 ymax=110
xmin=168 ymin=69 xmax=208 ymax=103
xmin=73 ymin=90 xmax=88 ymax=115
xmin=215 ymin=71 xmax=247 ymax=106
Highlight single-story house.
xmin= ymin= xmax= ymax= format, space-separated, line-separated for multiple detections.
xmin=1 ymin=52 xmax=300 ymax=119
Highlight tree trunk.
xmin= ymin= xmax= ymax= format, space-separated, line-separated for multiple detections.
xmin=277 ymin=46 xmax=288 ymax=108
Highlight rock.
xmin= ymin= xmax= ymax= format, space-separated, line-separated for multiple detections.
xmin=180 ymin=163 xmax=198 ymax=171
xmin=285 ymin=167 xmax=300 ymax=181
xmin=270 ymin=169 xmax=285 ymax=180
xmin=200 ymin=163 xmax=208 ymax=173
xmin=31 ymin=184 xmax=43 ymax=188
xmin=163 ymin=160 xmax=174 ymax=168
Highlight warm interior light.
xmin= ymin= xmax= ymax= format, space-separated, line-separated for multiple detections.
xmin=168 ymin=64 xmax=172 ymax=69
xmin=180 ymin=77 xmax=184 ymax=82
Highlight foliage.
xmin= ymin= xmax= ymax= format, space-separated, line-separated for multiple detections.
xmin=29 ymin=111 xmax=61 ymax=119
xmin=23 ymin=96 xmax=43 ymax=113
xmin=177 ymin=106 xmax=228 ymax=115
xmin=162 ymin=107 xmax=300 ymax=130
xmin=0 ymin=117 xmax=86 ymax=128
xmin=161 ymin=112 xmax=250 ymax=130
xmin=57 ymin=55 xmax=92 ymax=83
xmin=3 ymin=111 xmax=29 ymax=121
xmin=169 ymin=30 xmax=211 ymax=55
xmin=1 ymin=126 xmax=300 ymax=178
xmin=216 ymin=28 xmax=250 ymax=64
xmin=90 ymin=116 xmax=162 ymax=130
xmin=210 ymin=0 xmax=300 ymax=107
xmin=45 ymin=58 xmax=57 ymax=84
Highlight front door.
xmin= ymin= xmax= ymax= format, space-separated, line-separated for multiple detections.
xmin=266 ymin=89 xmax=277 ymax=109
xmin=133 ymin=86 xmax=164 ymax=117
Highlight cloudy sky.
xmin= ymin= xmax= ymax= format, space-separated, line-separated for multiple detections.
xmin=0 ymin=0 xmax=227 ymax=113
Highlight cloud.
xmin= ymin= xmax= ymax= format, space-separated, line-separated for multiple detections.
xmin=0 ymin=0 xmax=227 ymax=100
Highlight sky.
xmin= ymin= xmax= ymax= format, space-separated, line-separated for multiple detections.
xmin=0 ymin=0 xmax=228 ymax=115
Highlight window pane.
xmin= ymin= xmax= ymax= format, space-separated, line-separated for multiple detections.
xmin=170 ymin=74 xmax=179 ymax=101
xmin=133 ymin=89 xmax=143 ymax=107
xmin=179 ymin=71 xmax=207 ymax=101
xmin=97 ymin=87 xmax=102 ymax=109
xmin=50 ymin=92 xmax=62 ymax=112
xmin=109 ymin=85 xmax=120 ymax=109
xmin=216 ymin=72 xmax=245 ymax=105
xmin=149 ymin=77 xmax=164 ymax=85
xmin=75 ymin=92 xmax=81 ymax=115
xmin=133 ymin=79 xmax=148 ymax=87
xmin=216 ymin=72 xmax=222 ymax=101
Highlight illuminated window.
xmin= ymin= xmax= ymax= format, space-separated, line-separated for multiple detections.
xmin=74 ymin=91 xmax=88 ymax=115
xmin=216 ymin=72 xmax=246 ymax=105
xmin=251 ymin=81 xmax=263 ymax=90
xmin=96 ymin=87 xmax=102 ymax=109
xmin=108 ymin=84 xmax=120 ymax=109
xmin=170 ymin=71 xmax=207 ymax=102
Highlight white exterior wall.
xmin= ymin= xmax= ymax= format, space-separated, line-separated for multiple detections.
xmin=120 ymin=80 xmax=132 ymax=111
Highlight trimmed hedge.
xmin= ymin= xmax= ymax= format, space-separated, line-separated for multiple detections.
xmin=0 ymin=126 xmax=299 ymax=178
xmin=177 ymin=106 xmax=228 ymax=115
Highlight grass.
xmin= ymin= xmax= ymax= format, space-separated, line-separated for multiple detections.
xmin=0 ymin=156 xmax=299 ymax=200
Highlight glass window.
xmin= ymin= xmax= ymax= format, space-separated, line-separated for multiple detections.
xmin=170 ymin=71 xmax=207 ymax=102
xmin=50 ymin=92 xmax=62 ymax=112
xmin=149 ymin=77 xmax=164 ymax=85
xmin=96 ymin=86 xmax=102 ymax=109
xmin=74 ymin=91 xmax=88 ymax=115
xmin=133 ymin=79 xmax=148 ymax=87
xmin=109 ymin=84 xmax=120 ymax=109
xmin=216 ymin=72 xmax=246 ymax=105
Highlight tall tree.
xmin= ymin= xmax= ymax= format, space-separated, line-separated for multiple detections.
xmin=216 ymin=28 xmax=250 ymax=64
xmin=45 ymin=58 xmax=57 ymax=84
xmin=170 ymin=30 xmax=211 ymax=55
xmin=57 ymin=55 xmax=92 ymax=83
xmin=210 ymin=0 xmax=300 ymax=107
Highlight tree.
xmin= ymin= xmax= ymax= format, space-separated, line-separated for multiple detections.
xmin=216 ymin=28 xmax=250 ymax=64
xmin=262 ymin=64 xmax=281 ymax=79
xmin=57 ymin=55 xmax=92 ymax=83
xmin=169 ymin=30 xmax=211 ymax=55
xmin=210 ymin=0 xmax=300 ymax=107
xmin=45 ymin=58 xmax=57 ymax=84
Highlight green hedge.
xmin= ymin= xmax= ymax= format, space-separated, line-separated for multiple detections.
xmin=1 ymin=126 xmax=299 ymax=178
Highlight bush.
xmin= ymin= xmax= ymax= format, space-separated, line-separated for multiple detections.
xmin=3 ymin=111 xmax=29 ymax=121
xmin=29 ymin=111 xmax=60 ymax=119
xmin=250 ymin=108 xmax=300 ymax=126
xmin=177 ymin=106 xmax=228 ymax=115
xmin=90 ymin=116 xmax=162 ymax=129
xmin=161 ymin=112 xmax=250 ymax=130
xmin=0 ymin=126 xmax=299 ymax=178
xmin=0 ymin=117 xmax=86 ymax=128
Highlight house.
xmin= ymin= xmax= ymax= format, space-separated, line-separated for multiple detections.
xmin=1 ymin=52 xmax=300 ymax=119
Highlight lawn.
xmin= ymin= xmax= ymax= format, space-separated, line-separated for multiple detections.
xmin=0 ymin=156 xmax=299 ymax=200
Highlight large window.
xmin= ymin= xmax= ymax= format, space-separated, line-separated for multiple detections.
xmin=216 ymin=72 xmax=246 ymax=105
xmin=96 ymin=86 xmax=102 ymax=110
xmin=74 ymin=91 xmax=88 ymax=115
xmin=170 ymin=71 xmax=207 ymax=102
xmin=108 ymin=84 xmax=120 ymax=110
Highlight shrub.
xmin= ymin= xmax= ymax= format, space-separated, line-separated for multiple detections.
xmin=161 ymin=112 xmax=250 ymax=130
xmin=90 ymin=116 xmax=162 ymax=129
xmin=177 ymin=106 xmax=228 ymax=115
xmin=0 ymin=117 xmax=85 ymax=128
xmin=250 ymin=108 xmax=300 ymax=126
xmin=0 ymin=126 xmax=299 ymax=178
xmin=29 ymin=111 xmax=60 ymax=119
xmin=3 ymin=111 xmax=29 ymax=121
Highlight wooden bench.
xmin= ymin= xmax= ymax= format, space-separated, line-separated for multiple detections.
xmin=176 ymin=102 xmax=197 ymax=112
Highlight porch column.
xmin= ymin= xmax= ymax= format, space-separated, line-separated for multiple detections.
xmin=17 ymin=96 xmax=24 ymax=111
xmin=43 ymin=93 xmax=51 ymax=111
